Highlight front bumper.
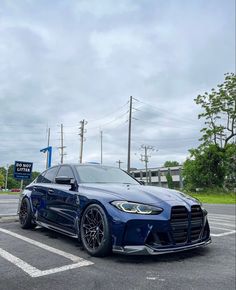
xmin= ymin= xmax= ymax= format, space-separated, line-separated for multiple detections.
xmin=113 ymin=237 xmax=212 ymax=255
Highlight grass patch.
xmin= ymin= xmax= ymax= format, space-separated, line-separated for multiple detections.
xmin=188 ymin=192 xmax=236 ymax=204
xmin=0 ymin=191 xmax=20 ymax=195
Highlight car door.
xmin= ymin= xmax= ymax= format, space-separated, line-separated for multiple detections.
xmin=30 ymin=166 xmax=59 ymax=222
xmin=45 ymin=165 xmax=79 ymax=235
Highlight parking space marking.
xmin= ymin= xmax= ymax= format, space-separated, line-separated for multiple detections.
xmin=210 ymin=230 xmax=236 ymax=237
xmin=0 ymin=228 xmax=82 ymax=262
xmin=209 ymin=221 xmax=235 ymax=228
xmin=208 ymin=214 xmax=235 ymax=237
xmin=0 ymin=199 xmax=18 ymax=204
xmin=0 ymin=227 xmax=94 ymax=277
xmin=0 ymin=247 xmax=93 ymax=277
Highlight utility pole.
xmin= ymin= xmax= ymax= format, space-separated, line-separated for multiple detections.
xmin=116 ymin=160 xmax=123 ymax=169
xmin=127 ymin=96 xmax=133 ymax=173
xmin=46 ymin=127 xmax=50 ymax=169
xmin=79 ymin=120 xmax=87 ymax=163
xmin=100 ymin=130 xmax=103 ymax=164
xmin=140 ymin=145 xmax=157 ymax=184
xmin=59 ymin=124 xmax=66 ymax=164
xmin=5 ymin=164 xmax=8 ymax=190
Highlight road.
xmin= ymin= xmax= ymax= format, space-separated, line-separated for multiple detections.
xmin=0 ymin=203 xmax=235 ymax=290
xmin=0 ymin=194 xmax=19 ymax=216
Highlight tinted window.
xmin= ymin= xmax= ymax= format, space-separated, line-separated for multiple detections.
xmin=76 ymin=165 xmax=139 ymax=184
xmin=42 ymin=167 xmax=59 ymax=183
xmin=57 ymin=166 xmax=74 ymax=179
xmin=36 ymin=172 xmax=46 ymax=183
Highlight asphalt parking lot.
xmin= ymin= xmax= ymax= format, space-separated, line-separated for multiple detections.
xmin=0 ymin=194 xmax=18 ymax=217
xmin=0 ymin=204 xmax=235 ymax=290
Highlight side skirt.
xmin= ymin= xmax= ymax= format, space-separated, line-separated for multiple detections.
xmin=36 ymin=221 xmax=78 ymax=239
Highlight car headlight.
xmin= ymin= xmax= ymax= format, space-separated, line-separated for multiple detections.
xmin=111 ymin=201 xmax=163 ymax=215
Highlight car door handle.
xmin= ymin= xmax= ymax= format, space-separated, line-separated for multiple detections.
xmin=48 ymin=189 xmax=55 ymax=194
xmin=33 ymin=186 xmax=38 ymax=190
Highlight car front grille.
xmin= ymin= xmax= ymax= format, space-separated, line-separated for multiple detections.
xmin=190 ymin=205 xmax=203 ymax=241
xmin=170 ymin=206 xmax=189 ymax=244
xmin=170 ymin=205 xmax=204 ymax=244
xmin=145 ymin=205 xmax=207 ymax=248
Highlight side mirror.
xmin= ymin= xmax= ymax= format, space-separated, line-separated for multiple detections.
xmin=55 ymin=176 xmax=72 ymax=185
xmin=139 ymin=180 xmax=145 ymax=185
xmin=55 ymin=176 xmax=78 ymax=191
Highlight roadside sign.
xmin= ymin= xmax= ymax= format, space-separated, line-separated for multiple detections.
xmin=14 ymin=161 xmax=33 ymax=180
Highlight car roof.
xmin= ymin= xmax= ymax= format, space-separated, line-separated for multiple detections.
xmin=65 ymin=163 xmax=118 ymax=169
xmin=46 ymin=163 xmax=119 ymax=169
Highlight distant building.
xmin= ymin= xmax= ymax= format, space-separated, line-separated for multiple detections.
xmin=130 ymin=166 xmax=183 ymax=189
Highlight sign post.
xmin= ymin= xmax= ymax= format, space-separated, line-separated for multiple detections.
xmin=40 ymin=146 xmax=52 ymax=169
xmin=14 ymin=161 xmax=33 ymax=190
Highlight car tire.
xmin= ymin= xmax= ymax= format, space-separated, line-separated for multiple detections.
xmin=19 ymin=198 xmax=36 ymax=229
xmin=80 ymin=204 xmax=112 ymax=257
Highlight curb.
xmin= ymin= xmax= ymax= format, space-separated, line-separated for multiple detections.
xmin=0 ymin=215 xmax=18 ymax=223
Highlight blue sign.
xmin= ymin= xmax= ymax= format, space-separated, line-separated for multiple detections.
xmin=40 ymin=146 xmax=52 ymax=168
xmin=14 ymin=161 xmax=33 ymax=180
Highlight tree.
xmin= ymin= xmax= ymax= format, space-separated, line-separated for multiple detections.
xmin=182 ymin=73 xmax=236 ymax=190
xmin=164 ymin=161 xmax=180 ymax=167
xmin=182 ymin=145 xmax=226 ymax=190
xmin=0 ymin=172 xmax=4 ymax=188
xmin=195 ymin=72 xmax=236 ymax=149
xmin=166 ymin=171 xmax=174 ymax=189
xmin=224 ymin=143 xmax=236 ymax=190
xmin=0 ymin=164 xmax=40 ymax=189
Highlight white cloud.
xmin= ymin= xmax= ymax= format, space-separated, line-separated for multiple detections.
xmin=0 ymin=0 xmax=235 ymax=172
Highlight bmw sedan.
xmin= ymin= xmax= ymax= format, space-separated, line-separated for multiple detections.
xmin=18 ymin=164 xmax=211 ymax=256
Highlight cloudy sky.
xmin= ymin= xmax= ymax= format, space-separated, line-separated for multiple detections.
xmin=0 ymin=0 xmax=235 ymax=172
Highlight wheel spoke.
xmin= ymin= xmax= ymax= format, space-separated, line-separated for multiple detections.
xmin=82 ymin=207 xmax=105 ymax=250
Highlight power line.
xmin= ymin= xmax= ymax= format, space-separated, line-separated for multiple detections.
xmin=116 ymin=160 xmax=124 ymax=168
xmin=140 ymin=145 xmax=158 ymax=184
xmin=127 ymin=96 xmax=133 ymax=173
xmin=100 ymin=130 xmax=103 ymax=164
xmin=58 ymin=124 xmax=66 ymax=164
xmin=87 ymin=101 xmax=129 ymax=123
xmin=87 ymin=110 xmax=129 ymax=130
xmin=79 ymin=120 xmax=87 ymax=163
xmin=134 ymin=98 xmax=197 ymax=124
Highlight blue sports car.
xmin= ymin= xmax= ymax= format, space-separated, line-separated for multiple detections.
xmin=18 ymin=164 xmax=211 ymax=256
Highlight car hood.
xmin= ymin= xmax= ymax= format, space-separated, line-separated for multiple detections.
xmin=79 ymin=183 xmax=199 ymax=206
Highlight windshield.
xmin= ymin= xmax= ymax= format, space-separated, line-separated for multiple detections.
xmin=76 ymin=165 xmax=139 ymax=185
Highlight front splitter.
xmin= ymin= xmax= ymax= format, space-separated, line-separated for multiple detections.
xmin=113 ymin=238 xmax=212 ymax=255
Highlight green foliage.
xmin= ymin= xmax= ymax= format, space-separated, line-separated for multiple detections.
xmin=182 ymin=145 xmax=226 ymax=190
xmin=195 ymin=72 xmax=236 ymax=148
xmin=0 ymin=164 xmax=40 ymax=189
xmin=0 ymin=172 xmax=4 ymax=188
xmin=183 ymin=73 xmax=236 ymax=191
xmin=164 ymin=161 xmax=180 ymax=167
xmin=166 ymin=171 xmax=174 ymax=189
xmin=224 ymin=143 xmax=236 ymax=189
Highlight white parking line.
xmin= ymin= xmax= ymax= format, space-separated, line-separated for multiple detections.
xmin=0 ymin=228 xmax=81 ymax=262
xmin=209 ymin=221 xmax=235 ymax=228
xmin=210 ymin=226 xmax=232 ymax=231
xmin=211 ymin=230 xmax=236 ymax=237
xmin=208 ymin=214 xmax=235 ymax=220
xmin=0 ymin=248 xmax=92 ymax=277
xmin=0 ymin=228 xmax=94 ymax=277
xmin=208 ymin=213 xmax=235 ymax=237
